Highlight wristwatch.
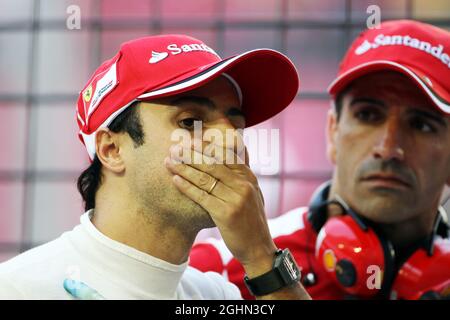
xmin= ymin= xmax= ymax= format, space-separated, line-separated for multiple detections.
xmin=244 ymin=248 xmax=301 ymax=296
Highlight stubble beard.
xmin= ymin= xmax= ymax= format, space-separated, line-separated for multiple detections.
xmin=350 ymin=182 xmax=419 ymax=224
xmin=137 ymin=176 xmax=217 ymax=236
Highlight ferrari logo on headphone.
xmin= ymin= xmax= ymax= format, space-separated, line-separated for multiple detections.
xmin=323 ymin=249 xmax=337 ymax=272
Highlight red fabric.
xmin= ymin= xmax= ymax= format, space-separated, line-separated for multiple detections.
xmin=188 ymin=243 xmax=225 ymax=275
xmin=189 ymin=208 xmax=347 ymax=300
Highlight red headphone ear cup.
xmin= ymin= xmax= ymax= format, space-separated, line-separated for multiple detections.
xmin=316 ymin=215 xmax=386 ymax=297
xmin=392 ymin=237 xmax=450 ymax=300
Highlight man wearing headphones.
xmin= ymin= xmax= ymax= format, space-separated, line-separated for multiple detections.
xmin=190 ymin=20 xmax=450 ymax=300
xmin=0 ymin=34 xmax=310 ymax=299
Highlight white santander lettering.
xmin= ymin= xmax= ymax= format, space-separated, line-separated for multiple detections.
xmin=167 ymin=44 xmax=182 ymax=55
xmin=166 ymin=43 xmax=219 ymax=57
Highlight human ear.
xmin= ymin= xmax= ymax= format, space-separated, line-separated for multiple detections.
xmin=326 ymin=106 xmax=338 ymax=165
xmin=95 ymin=128 xmax=126 ymax=174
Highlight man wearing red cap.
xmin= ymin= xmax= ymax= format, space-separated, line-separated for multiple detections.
xmin=0 ymin=35 xmax=310 ymax=300
xmin=190 ymin=20 xmax=450 ymax=300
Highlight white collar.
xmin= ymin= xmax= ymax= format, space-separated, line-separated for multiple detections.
xmin=69 ymin=209 xmax=188 ymax=299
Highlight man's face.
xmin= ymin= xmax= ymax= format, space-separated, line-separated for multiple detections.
xmin=122 ymin=76 xmax=244 ymax=231
xmin=327 ymin=71 xmax=450 ymax=224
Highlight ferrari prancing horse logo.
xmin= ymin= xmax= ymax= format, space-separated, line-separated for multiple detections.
xmin=83 ymin=85 xmax=93 ymax=102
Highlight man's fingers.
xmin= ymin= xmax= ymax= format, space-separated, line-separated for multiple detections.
xmin=172 ymin=174 xmax=225 ymax=214
xmin=165 ymin=157 xmax=239 ymax=203
xmin=170 ymin=145 xmax=258 ymax=188
xmin=169 ymin=148 xmax=233 ymax=182
xmin=172 ymin=140 xmax=247 ymax=169
xmin=195 ymin=140 xmax=248 ymax=170
xmin=204 ymin=144 xmax=247 ymax=168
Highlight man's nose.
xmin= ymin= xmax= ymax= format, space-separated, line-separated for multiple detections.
xmin=372 ymin=118 xmax=405 ymax=162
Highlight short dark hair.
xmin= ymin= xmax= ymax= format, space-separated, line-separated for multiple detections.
xmin=334 ymin=91 xmax=344 ymax=121
xmin=77 ymin=102 xmax=145 ymax=211
xmin=333 ymin=83 xmax=353 ymax=121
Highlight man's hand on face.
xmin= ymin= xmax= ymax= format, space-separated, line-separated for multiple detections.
xmin=165 ymin=137 xmax=311 ymax=300
xmin=164 ymin=137 xmax=277 ymax=278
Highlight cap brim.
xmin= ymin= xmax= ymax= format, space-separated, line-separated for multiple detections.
xmin=328 ymin=60 xmax=450 ymax=115
xmin=137 ymin=49 xmax=300 ymax=127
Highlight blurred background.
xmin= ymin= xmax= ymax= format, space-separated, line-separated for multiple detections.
xmin=1 ymin=0 xmax=450 ymax=263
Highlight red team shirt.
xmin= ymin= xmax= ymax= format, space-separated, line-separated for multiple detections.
xmin=189 ymin=207 xmax=347 ymax=300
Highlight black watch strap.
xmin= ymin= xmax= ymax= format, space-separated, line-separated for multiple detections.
xmin=244 ymin=249 xmax=301 ymax=296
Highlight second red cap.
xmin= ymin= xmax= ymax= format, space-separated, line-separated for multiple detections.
xmin=328 ymin=20 xmax=450 ymax=115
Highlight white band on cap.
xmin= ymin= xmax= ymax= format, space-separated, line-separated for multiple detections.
xmin=328 ymin=60 xmax=450 ymax=114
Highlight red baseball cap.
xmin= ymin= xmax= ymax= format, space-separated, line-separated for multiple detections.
xmin=77 ymin=34 xmax=299 ymax=160
xmin=328 ymin=20 xmax=450 ymax=115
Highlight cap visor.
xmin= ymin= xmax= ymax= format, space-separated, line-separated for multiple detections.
xmin=137 ymin=49 xmax=300 ymax=127
xmin=328 ymin=60 xmax=450 ymax=115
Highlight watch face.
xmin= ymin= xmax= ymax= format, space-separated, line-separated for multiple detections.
xmin=283 ymin=253 xmax=300 ymax=281
xmin=244 ymin=249 xmax=301 ymax=296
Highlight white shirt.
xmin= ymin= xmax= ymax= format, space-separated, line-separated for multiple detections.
xmin=0 ymin=210 xmax=241 ymax=300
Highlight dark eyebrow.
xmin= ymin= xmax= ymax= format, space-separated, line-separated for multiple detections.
xmin=409 ymin=108 xmax=447 ymax=128
xmin=170 ymin=96 xmax=216 ymax=110
xmin=226 ymin=107 xmax=245 ymax=118
xmin=170 ymin=95 xmax=245 ymax=118
xmin=348 ymin=97 xmax=447 ymax=127
xmin=350 ymin=97 xmax=386 ymax=107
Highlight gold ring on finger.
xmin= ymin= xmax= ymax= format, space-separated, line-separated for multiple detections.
xmin=207 ymin=179 xmax=219 ymax=194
